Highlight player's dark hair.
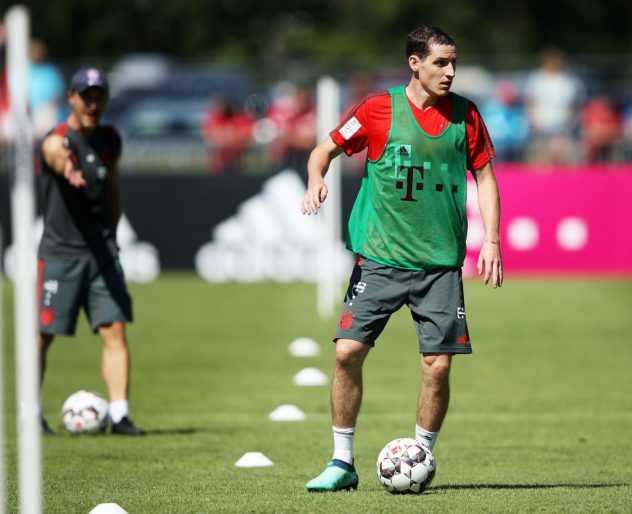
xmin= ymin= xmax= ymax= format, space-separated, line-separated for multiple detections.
xmin=406 ymin=26 xmax=456 ymax=60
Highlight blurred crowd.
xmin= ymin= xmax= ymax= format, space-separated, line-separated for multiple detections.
xmin=480 ymin=47 xmax=630 ymax=165
xmin=1 ymin=34 xmax=631 ymax=175
xmin=201 ymin=82 xmax=318 ymax=174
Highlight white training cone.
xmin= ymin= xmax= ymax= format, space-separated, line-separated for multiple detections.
xmin=288 ymin=337 xmax=321 ymax=357
xmin=293 ymin=367 xmax=328 ymax=386
xmin=269 ymin=404 xmax=306 ymax=421
xmin=88 ymin=504 xmax=129 ymax=514
xmin=235 ymin=452 xmax=274 ymax=468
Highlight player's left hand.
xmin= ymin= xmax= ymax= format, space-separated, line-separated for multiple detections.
xmin=301 ymin=179 xmax=328 ymax=215
xmin=477 ymin=240 xmax=503 ymax=288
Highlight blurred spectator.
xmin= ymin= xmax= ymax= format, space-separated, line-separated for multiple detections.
xmin=579 ymin=93 xmax=623 ymax=162
xmin=286 ymin=86 xmax=317 ymax=171
xmin=524 ymin=47 xmax=584 ymax=163
xmin=28 ymin=38 xmax=65 ymax=141
xmin=343 ymin=72 xmax=375 ymax=116
xmin=342 ymin=72 xmax=375 ymax=174
xmin=202 ymin=95 xmax=255 ymax=174
xmin=265 ymin=82 xmax=317 ymax=171
xmin=480 ymin=80 xmax=529 ymax=162
xmin=0 ymin=23 xmax=10 ymax=146
xmin=623 ymin=103 xmax=632 ymax=161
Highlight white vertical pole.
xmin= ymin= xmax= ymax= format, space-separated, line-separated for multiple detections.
xmin=316 ymin=76 xmax=341 ymax=319
xmin=0 ymin=228 xmax=5 ymax=514
xmin=6 ymin=5 xmax=42 ymax=514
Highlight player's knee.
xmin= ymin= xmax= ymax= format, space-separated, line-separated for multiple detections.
xmin=98 ymin=322 xmax=127 ymax=346
xmin=98 ymin=320 xmax=124 ymax=334
xmin=423 ymin=354 xmax=451 ymax=381
xmin=335 ymin=340 xmax=368 ymax=370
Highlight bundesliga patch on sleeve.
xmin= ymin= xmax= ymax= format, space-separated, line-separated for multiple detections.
xmin=339 ymin=116 xmax=361 ymax=140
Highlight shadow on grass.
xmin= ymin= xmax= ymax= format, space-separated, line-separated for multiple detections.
xmin=143 ymin=427 xmax=205 ymax=436
xmin=143 ymin=424 xmax=254 ymax=436
xmin=48 ymin=426 xmax=245 ymax=437
xmin=428 ymin=483 xmax=629 ymax=492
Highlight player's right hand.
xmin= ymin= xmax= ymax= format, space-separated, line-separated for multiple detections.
xmin=63 ymin=152 xmax=87 ymax=188
xmin=301 ymin=181 xmax=328 ymax=215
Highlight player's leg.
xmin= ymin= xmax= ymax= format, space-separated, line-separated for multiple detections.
xmin=38 ymin=333 xmax=55 ymax=389
xmin=86 ymin=258 xmax=143 ymax=435
xmin=416 ymin=353 xmax=452 ymax=450
xmin=331 ymin=338 xmax=371 ymax=429
xmin=37 ymin=257 xmax=83 ymax=384
xmin=37 ymin=257 xmax=85 ymax=435
xmin=98 ymin=321 xmax=129 ymax=403
xmin=307 ymin=257 xmax=404 ymax=492
xmin=97 ymin=322 xmax=143 ymax=435
xmin=409 ymin=268 xmax=471 ymax=452
xmin=38 ymin=333 xmax=56 ymax=435
xmin=306 ymin=338 xmax=369 ymax=492
xmin=331 ymin=338 xmax=371 ymax=458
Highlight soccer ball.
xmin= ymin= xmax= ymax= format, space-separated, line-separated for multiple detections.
xmin=376 ymin=438 xmax=436 ymax=494
xmin=61 ymin=390 xmax=109 ymax=434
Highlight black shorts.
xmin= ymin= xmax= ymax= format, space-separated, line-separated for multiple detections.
xmin=37 ymin=255 xmax=133 ymax=335
xmin=334 ymin=257 xmax=471 ymax=354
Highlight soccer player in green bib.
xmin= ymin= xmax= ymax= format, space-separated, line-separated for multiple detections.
xmin=302 ymin=25 xmax=503 ymax=491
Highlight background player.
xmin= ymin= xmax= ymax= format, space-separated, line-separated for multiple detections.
xmin=38 ymin=67 xmax=144 ymax=435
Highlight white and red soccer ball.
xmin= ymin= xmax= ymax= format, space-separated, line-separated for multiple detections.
xmin=376 ymin=437 xmax=436 ymax=493
xmin=61 ymin=390 xmax=109 ymax=434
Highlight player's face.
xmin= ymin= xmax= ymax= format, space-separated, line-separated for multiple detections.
xmin=412 ymin=44 xmax=458 ymax=98
xmin=69 ymin=87 xmax=108 ymax=130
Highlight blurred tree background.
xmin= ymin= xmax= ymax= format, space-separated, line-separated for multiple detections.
xmin=7 ymin=0 xmax=631 ymax=66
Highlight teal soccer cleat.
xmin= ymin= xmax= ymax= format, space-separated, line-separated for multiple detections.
xmin=305 ymin=460 xmax=359 ymax=492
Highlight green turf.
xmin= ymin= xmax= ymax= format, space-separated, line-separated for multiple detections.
xmin=1 ymin=274 xmax=631 ymax=513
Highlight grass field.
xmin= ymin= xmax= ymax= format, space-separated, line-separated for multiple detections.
xmin=2 ymin=274 xmax=632 ymax=513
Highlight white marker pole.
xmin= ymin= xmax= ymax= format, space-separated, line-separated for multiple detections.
xmin=0 ymin=228 xmax=5 ymax=514
xmin=316 ymin=76 xmax=341 ymax=319
xmin=6 ymin=5 xmax=42 ymax=514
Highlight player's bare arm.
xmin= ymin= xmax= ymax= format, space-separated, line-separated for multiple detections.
xmin=472 ymin=162 xmax=503 ymax=288
xmin=301 ymin=136 xmax=343 ymax=215
xmin=41 ymin=133 xmax=86 ymax=188
xmin=41 ymin=134 xmax=69 ymax=173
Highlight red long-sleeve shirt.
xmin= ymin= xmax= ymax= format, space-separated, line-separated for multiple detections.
xmin=331 ymin=90 xmax=496 ymax=171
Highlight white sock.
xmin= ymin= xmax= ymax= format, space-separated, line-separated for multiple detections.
xmin=332 ymin=426 xmax=355 ymax=465
xmin=109 ymin=400 xmax=129 ymax=424
xmin=415 ymin=424 xmax=439 ymax=451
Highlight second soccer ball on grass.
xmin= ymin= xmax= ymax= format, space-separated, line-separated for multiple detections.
xmin=61 ymin=390 xmax=109 ymax=434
